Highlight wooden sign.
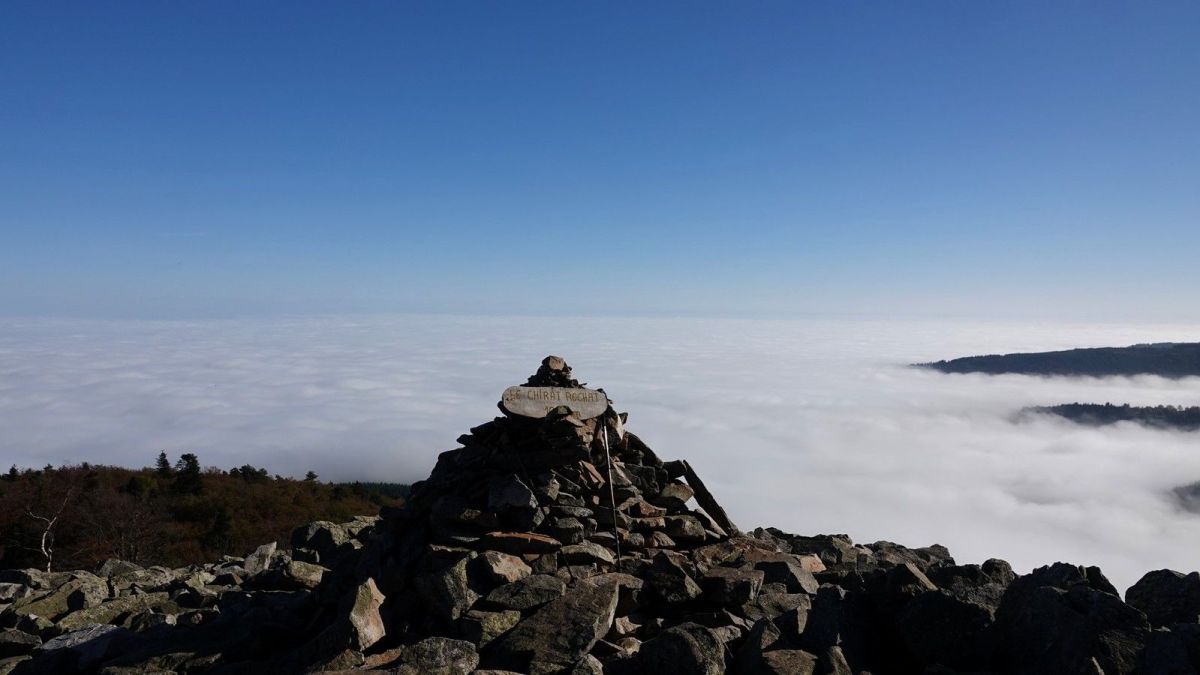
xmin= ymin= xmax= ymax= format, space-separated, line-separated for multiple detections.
xmin=501 ymin=386 xmax=609 ymax=419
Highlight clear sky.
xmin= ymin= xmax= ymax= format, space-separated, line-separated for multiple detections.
xmin=2 ymin=2 xmax=1197 ymax=320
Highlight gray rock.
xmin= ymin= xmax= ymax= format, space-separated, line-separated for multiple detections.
xmin=282 ymin=560 xmax=328 ymax=589
xmin=389 ymin=637 xmax=479 ymax=675
xmin=35 ymin=624 xmax=129 ymax=671
xmin=460 ymin=609 xmax=521 ymax=647
xmin=1126 ymin=569 xmax=1200 ymax=628
xmin=646 ymin=531 xmax=677 ymax=549
xmin=0 ymin=570 xmax=51 ymax=590
xmin=664 ymin=515 xmax=706 ymax=543
xmin=897 ymin=588 xmax=996 ymax=670
xmin=243 ymin=541 xmax=277 ymax=575
xmin=702 ymin=567 xmax=764 ymax=606
xmin=561 ymin=541 xmax=615 ymax=566
xmin=94 ymin=560 xmax=142 ymax=579
xmin=653 ymin=481 xmax=695 ymax=510
xmin=0 ymin=630 xmax=40 ymax=658
xmin=820 ymin=645 xmax=854 ymax=675
xmin=799 ymin=585 xmax=878 ymax=673
xmin=868 ymin=540 xmax=954 ymax=572
xmin=644 ymin=553 xmax=702 ymax=604
xmin=489 ymin=474 xmax=538 ymax=512
xmin=492 ymin=576 xmax=619 ymax=673
xmin=485 ymin=574 xmax=566 ymax=611
xmin=417 ymin=555 xmax=480 ymax=622
xmin=10 ymin=574 xmax=108 ymax=621
xmin=291 ymin=520 xmax=353 ymax=560
xmin=547 ymin=517 xmax=586 ymax=545
xmin=758 ymin=649 xmax=818 ymax=675
xmin=0 ymin=655 xmax=30 ymax=675
xmin=0 ymin=585 xmax=29 ymax=604
xmin=57 ymin=591 xmax=173 ymax=631
xmin=471 ymin=551 xmax=532 ymax=585
xmin=346 ymin=578 xmax=386 ymax=650
xmin=753 ymin=556 xmax=820 ymax=595
xmin=619 ymin=622 xmax=723 ymax=675
xmin=568 ymin=653 xmax=604 ymax=675
xmin=994 ymin=565 xmax=1149 ymax=675
xmin=1137 ymin=625 xmax=1200 ymax=674
xmin=734 ymin=619 xmax=781 ymax=673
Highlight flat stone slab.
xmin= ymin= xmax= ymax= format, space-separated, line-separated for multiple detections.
xmin=501 ymin=386 xmax=608 ymax=419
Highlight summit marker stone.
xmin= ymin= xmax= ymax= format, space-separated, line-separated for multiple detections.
xmin=501 ymin=385 xmax=609 ymax=419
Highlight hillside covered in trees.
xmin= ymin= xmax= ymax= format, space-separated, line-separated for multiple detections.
xmin=0 ymin=453 xmax=406 ymax=572
xmin=1028 ymin=403 xmax=1200 ymax=431
xmin=917 ymin=342 xmax=1200 ymax=377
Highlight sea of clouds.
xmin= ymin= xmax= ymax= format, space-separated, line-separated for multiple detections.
xmin=2 ymin=314 xmax=1199 ymax=591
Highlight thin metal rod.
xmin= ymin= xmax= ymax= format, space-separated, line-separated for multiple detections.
xmin=601 ymin=420 xmax=621 ymax=566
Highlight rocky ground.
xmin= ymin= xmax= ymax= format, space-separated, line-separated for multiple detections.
xmin=3 ymin=357 xmax=1200 ymax=674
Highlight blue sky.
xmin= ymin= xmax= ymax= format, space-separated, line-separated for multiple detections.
xmin=2 ymin=2 xmax=1197 ymax=320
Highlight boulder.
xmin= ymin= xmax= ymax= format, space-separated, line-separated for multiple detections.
xmin=665 ymin=515 xmax=707 ymax=544
xmin=388 ymin=637 xmax=479 ymax=675
xmin=0 ymin=585 xmax=29 ymax=604
xmin=799 ymin=585 xmax=880 ymax=673
xmin=1125 ymin=569 xmax=1200 ymax=628
xmin=345 ymin=578 xmax=386 ymax=650
xmin=243 ymin=541 xmax=277 ymax=575
xmin=33 ymin=624 xmax=130 ymax=671
xmin=753 ymin=556 xmax=820 ymax=595
xmin=653 ymin=481 xmax=695 ymax=510
xmin=1137 ymin=626 xmax=1200 ymax=674
xmin=9 ymin=574 xmax=108 ymax=621
xmin=547 ymin=517 xmax=587 ymax=545
xmin=472 ymin=551 xmax=532 ymax=585
xmin=740 ymin=587 xmax=811 ymax=622
xmin=0 ymin=630 xmax=40 ymax=658
xmin=94 ymin=560 xmax=142 ymax=579
xmin=291 ymin=521 xmax=353 ymax=558
xmin=282 ymin=560 xmax=328 ymax=589
xmin=569 ymin=653 xmax=604 ymax=675
xmin=994 ymin=566 xmax=1150 ymax=675
xmin=57 ymin=591 xmax=173 ymax=631
xmin=485 ymin=574 xmax=567 ymax=611
xmin=758 ymin=649 xmax=818 ymax=675
xmin=491 ymin=576 xmax=619 ymax=673
xmin=702 ymin=567 xmax=764 ymax=606
xmin=561 ymin=542 xmax=616 ymax=567
xmin=460 ymin=609 xmax=521 ymax=647
xmin=896 ymin=588 xmax=996 ymax=670
xmin=489 ymin=474 xmax=539 ymax=512
xmin=615 ymin=622 xmax=724 ymax=675
xmin=644 ymin=553 xmax=702 ymax=604
xmin=734 ymin=618 xmax=782 ymax=672
xmin=417 ymin=555 xmax=480 ymax=622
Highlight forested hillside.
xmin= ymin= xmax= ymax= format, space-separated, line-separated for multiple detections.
xmin=0 ymin=453 xmax=406 ymax=571
xmin=1029 ymin=403 xmax=1200 ymax=431
xmin=918 ymin=342 xmax=1200 ymax=377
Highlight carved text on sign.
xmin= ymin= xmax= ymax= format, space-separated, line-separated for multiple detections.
xmin=500 ymin=386 xmax=608 ymax=419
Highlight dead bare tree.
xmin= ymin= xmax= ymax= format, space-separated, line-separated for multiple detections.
xmin=26 ymin=488 xmax=73 ymax=573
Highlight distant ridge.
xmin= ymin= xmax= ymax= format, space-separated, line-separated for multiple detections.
xmin=1025 ymin=403 xmax=1200 ymax=431
xmin=916 ymin=342 xmax=1200 ymax=378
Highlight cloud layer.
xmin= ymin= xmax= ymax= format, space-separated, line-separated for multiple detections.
xmin=2 ymin=314 xmax=1199 ymax=590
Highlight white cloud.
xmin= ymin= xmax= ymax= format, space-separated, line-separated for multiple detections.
xmin=2 ymin=314 xmax=1199 ymax=591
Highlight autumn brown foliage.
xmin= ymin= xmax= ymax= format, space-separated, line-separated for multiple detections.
xmin=0 ymin=456 xmax=404 ymax=571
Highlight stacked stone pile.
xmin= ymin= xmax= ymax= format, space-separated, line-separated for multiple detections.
xmin=5 ymin=356 xmax=1200 ymax=673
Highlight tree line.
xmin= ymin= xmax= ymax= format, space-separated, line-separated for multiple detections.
xmin=1031 ymin=403 xmax=1200 ymax=431
xmin=920 ymin=342 xmax=1200 ymax=378
xmin=0 ymin=453 xmax=407 ymax=572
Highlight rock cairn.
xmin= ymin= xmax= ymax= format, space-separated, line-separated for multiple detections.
xmin=3 ymin=357 xmax=1200 ymax=674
